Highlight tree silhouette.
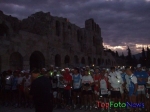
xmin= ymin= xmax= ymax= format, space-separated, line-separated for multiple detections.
xmin=126 ymin=46 xmax=133 ymax=66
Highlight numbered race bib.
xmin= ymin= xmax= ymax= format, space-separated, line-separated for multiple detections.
xmin=74 ymin=83 xmax=80 ymax=88
xmin=113 ymin=88 xmax=120 ymax=91
xmin=101 ymin=89 xmax=108 ymax=95
xmin=137 ymin=85 xmax=145 ymax=91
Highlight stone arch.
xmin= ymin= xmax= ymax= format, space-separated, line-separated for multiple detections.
xmin=30 ymin=51 xmax=45 ymax=71
xmin=0 ymin=56 xmax=1 ymax=72
xmin=88 ymin=57 xmax=92 ymax=65
xmin=9 ymin=52 xmax=23 ymax=70
xmin=81 ymin=57 xmax=85 ymax=65
xmin=77 ymin=30 xmax=80 ymax=42
xmin=108 ymin=59 xmax=111 ymax=65
xmin=55 ymin=54 xmax=61 ymax=67
xmin=0 ymin=21 xmax=9 ymax=36
xmin=102 ymin=59 xmax=104 ymax=65
xmin=105 ymin=59 xmax=108 ymax=66
xmin=64 ymin=55 xmax=70 ymax=66
xmin=56 ymin=21 xmax=60 ymax=36
xmin=74 ymin=55 xmax=79 ymax=64
xmin=93 ymin=58 xmax=96 ymax=65
xmin=97 ymin=58 xmax=100 ymax=65
xmin=93 ymin=36 xmax=95 ymax=45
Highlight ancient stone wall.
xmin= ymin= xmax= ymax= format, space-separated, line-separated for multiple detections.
xmin=0 ymin=11 xmax=116 ymax=72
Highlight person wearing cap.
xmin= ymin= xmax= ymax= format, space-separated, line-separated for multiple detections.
xmin=125 ymin=66 xmax=138 ymax=112
xmin=134 ymin=64 xmax=148 ymax=111
xmin=57 ymin=74 xmax=65 ymax=108
xmin=93 ymin=68 xmax=101 ymax=108
xmin=23 ymin=71 xmax=31 ymax=108
xmin=72 ymin=67 xmax=82 ymax=109
xmin=63 ymin=68 xmax=72 ymax=110
xmin=51 ymin=70 xmax=58 ymax=109
xmin=80 ymin=69 xmax=94 ymax=110
xmin=11 ymin=71 xmax=19 ymax=108
xmin=108 ymin=67 xmax=123 ymax=111
xmin=99 ymin=70 xmax=109 ymax=111
xmin=4 ymin=71 xmax=13 ymax=106
xmin=17 ymin=70 xmax=25 ymax=107
xmin=30 ymin=69 xmax=53 ymax=112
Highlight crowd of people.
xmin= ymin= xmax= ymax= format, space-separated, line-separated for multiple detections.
xmin=0 ymin=64 xmax=150 ymax=112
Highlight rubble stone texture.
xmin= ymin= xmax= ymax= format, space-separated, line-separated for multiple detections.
xmin=0 ymin=10 xmax=116 ymax=72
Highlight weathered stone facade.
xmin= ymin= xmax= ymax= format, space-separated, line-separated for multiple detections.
xmin=0 ymin=10 xmax=116 ymax=72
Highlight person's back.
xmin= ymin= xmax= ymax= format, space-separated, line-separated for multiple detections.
xmin=30 ymin=69 xmax=53 ymax=112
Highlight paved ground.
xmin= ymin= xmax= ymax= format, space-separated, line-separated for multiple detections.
xmin=0 ymin=105 xmax=147 ymax=112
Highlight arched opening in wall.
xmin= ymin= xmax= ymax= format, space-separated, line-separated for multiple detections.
xmin=77 ymin=30 xmax=80 ymax=42
xmin=0 ymin=56 xmax=1 ymax=72
xmin=0 ymin=21 xmax=9 ymax=36
xmin=68 ymin=25 xmax=72 ymax=35
xmin=88 ymin=57 xmax=92 ymax=65
xmin=64 ymin=55 xmax=70 ymax=66
xmin=97 ymin=58 xmax=100 ymax=65
xmin=102 ymin=59 xmax=104 ymax=65
xmin=105 ymin=60 xmax=108 ymax=66
xmin=93 ymin=58 xmax=96 ymax=65
xmin=81 ymin=57 xmax=85 ymax=65
xmin=56 ymin=21 xmax=60 ymax=36
xmin=55 ymin=54 xmax=61 ymax=67
xmin=108 ymin=59 xmax=111 ymax=66
xmin=74 ymin=55 xmax=79 ymax=65
xmin=30 ymin=51 xmax=45 ymax=71
xmin=10 ymin=52 xmax=23 ymax=70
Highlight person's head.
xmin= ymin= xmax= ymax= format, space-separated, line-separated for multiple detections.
xmin=125 ymin=66 xmax=132 ymax=76
xmin=101 ymin=69 xmax=106 ymax=76
xmin=110 ymin=67 xmax=115 ymax=72
xmin=84 ymin=70 xmax=89 ymax=76
xmin=49 ymin=65 xmax=54 ymax=71
xmin=31 ymin=69 xmax=41 ymax=80
xmin=74 ymin=68 xmax=79 ymax=74
xmin=94 ymin=68 xmax=99 ymax=74
xmin=137 ymin=64 xmax=142 ymax=71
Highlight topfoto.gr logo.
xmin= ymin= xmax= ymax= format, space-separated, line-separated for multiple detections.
xmin=96 ymin=101 xmax=144 ymax=108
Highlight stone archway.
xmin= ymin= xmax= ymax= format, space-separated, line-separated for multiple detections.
xmin=30 ymin=51 xmax=45 ymax=71
xmin=64 ymin=55 xmax=70 ymax=67
xmin=97 ymin=58 xmax=100 ymax=66
xmin=74 ymin=55 xmax=79 ymax=66
xmin=10 ymin=52 xmax=23 ymax=70
xmin=81 ymin=57 xmax=85 ymax=65
xmin=88 ymin=57 xmax=92 ymax=65
xmin=55 ymin=54 xmax=61 ymax=67
xmin=93 ymin=58 xmax=96 ymax=65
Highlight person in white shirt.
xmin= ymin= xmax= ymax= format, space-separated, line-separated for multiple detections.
xmin=80 ymin=70 xmax=94 ymax=110
xmin=109 ymin=67 xmax=123 ymax=111
xmin=23 ymin=72 xmax=31 ymax=107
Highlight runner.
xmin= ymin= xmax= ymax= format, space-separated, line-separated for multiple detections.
xmin=99 ymin=70 xmax=109 ymax=111
xmin=125 ymin=66 xmax=138 ymax=112
xmin=72 ymin=68 xmax=82 ymax=109
xmin=80 ymin=69 xmax=94 ymax=110
xmin=63 ymin=68 xmax=72 ymax=110
xmin=134 ymin=64 xmax=148 ymax=111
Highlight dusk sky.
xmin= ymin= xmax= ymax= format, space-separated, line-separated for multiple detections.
xmin=0 ymin=0 xmax=150 ymax=55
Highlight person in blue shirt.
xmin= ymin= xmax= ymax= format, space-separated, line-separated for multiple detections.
xmin=125 ymin=66 xmax=138 ymax=112
xmin=72 ymin=68 xmax=82 ymax=109
xmin=134 ymin=64 xmax=148 ymax=111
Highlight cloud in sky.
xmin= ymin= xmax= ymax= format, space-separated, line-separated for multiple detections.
xmin=0 ymin=0 xmax=150 ymax=55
